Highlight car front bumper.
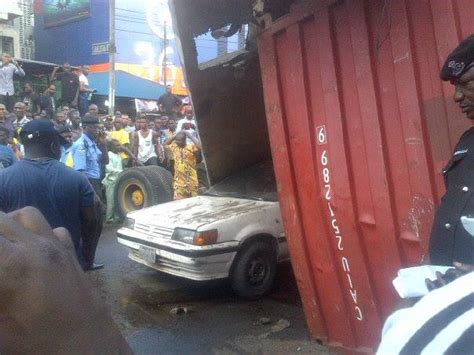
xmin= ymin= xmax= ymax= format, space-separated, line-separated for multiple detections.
xmin=117 ymin=228 xmax=239 ymax=281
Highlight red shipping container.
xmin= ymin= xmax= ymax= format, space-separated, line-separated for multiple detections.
xmin=257 ymin=0 xmax=474 ymax=351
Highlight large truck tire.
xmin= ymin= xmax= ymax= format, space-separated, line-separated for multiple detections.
xmin=114 ymin=166 xmax=173 ymax=220
xmin=136 ymin=166 xmax=173 ymax=198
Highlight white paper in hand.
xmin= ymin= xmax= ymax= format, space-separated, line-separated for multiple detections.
xmin=392 ymin=265 xmax=453 ymax=298
xmin=460 ymin=216 xmax=474 ymax=236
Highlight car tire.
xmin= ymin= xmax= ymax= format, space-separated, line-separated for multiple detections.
xmin=230 ymin=241 xmax=277 ymax=300
xmin=114 ymin=167 xmax=173 ymax=220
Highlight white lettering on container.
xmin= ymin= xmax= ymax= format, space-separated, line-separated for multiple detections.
xmin=318 ymin=126 xmax=363 ymax=321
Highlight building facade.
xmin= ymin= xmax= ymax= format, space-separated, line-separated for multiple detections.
xmin=0 ymin=0 xmax=35 ymax=59
xmin=0 ymin=2 xmax=23 ymax=57
xmin=15 ymin=0 xmax=35 ymax=59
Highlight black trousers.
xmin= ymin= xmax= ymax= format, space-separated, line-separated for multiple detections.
xmin=82 ymin=178 xmax=104 ymax=269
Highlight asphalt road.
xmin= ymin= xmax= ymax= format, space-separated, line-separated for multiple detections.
xmin=87 ymin=225 xmax=329 ymax=354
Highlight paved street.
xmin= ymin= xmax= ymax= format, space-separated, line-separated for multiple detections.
xmin=87 ymin=225 xmax=329 ymax=354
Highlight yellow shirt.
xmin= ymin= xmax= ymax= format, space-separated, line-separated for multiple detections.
xmin=110 ymin=129 xmax=130 ymax=159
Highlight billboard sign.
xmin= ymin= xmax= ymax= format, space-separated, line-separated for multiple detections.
xmin=115 ymin=0 xmax=187 ymax=95
xmin=43 ymin=0 xmax=90 ymax=28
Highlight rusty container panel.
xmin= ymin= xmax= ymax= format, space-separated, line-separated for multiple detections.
xmin=258 ymin=0 xmax=473 ymax=351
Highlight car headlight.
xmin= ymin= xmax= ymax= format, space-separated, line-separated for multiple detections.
xmin=172 ymin=228 xmax=196 ymax=244
xmin=172 ymin=228 xmax=218 ymax=246
xmin=124 ymin=217 xmax=135 ymax=230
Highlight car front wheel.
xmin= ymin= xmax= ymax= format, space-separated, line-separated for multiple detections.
xmin=230 ymin=241 xmax=277 ymax=300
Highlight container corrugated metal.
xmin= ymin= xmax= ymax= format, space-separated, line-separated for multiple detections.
xmin=257 ymin=0 xmax=474 ymax=351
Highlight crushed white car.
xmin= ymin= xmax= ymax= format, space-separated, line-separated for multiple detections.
xmin=117 ymin=162 xmax=288 ymax=299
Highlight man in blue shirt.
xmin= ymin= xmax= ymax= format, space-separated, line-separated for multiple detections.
xmin=0 ymin=126 xmax=16 ymax=168
xmin=0 ymin=120 xmax=98 ymax=270
xmin=70 ymin=114 xmax=108 ymax=270
xmin=71 ymin=114 xmax=109 ymax=195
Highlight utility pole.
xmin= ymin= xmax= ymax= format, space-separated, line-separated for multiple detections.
xmin=108 ymin=0 xmax=116 ymax=115
xmin=162 ymin=20 xmax=167 ymax=87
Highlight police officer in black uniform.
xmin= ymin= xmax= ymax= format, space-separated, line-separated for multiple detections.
xmin=430 ymin=34 xmax=474 ymax=266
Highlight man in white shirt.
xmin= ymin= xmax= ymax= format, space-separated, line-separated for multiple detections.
xmin=0 ymin=53 xmax=25 ymax=112
xmin=377 ymin=266 xmax=473 ymax=354
xmin=78 ymin=65 xmax=94 ymax=117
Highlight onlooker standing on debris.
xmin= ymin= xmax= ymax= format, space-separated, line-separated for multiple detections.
xmin=166 ymin=130 xmax=202 ymax=200
xmin=133 ymin=117 xmax=162 ymax=166
xmin=0 ymin=53 xmax=25 ymax=112
xmin=79 ymin=65 xmax=94 ymax=117
xmin=103 ymin=139 xmax=123 ymax=223
xmin=158 ymin=85 xmax=182 ymax=120
xmin=12 ymin=102 xmax=30 ymax=129
xmin=0 ymin=126 xmax=16 ymax=168
xmin=78 ymin=65 xmax=90 ymax=117
xmin=0 ymin=120 xmax=97 ymax=268
xmin=22 ymin=82 xmax=40 ymax=115
xmin=39 ymin=84 xmax=57 ymax=119
xmin=54 ymin=63 xmax=80 ymax=108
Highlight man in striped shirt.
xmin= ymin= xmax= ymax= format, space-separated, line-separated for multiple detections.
xmin=378 ymin=266 xmax=473 ymax=354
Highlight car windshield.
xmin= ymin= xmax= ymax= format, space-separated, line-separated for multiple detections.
xmin=204 ymin=161 xmax=278 ymax=202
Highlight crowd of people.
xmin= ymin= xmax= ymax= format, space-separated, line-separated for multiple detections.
xmin=0 ymin=54 xmax=202 ymax=273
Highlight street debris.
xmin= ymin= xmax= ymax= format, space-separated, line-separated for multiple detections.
xmin=170 ymin=306 xmax=193 ymax=315
xmin=271 ymin=319 xmax=291 ymax=332
xmin=259 ymin=317 xmax=272 ymax=325
xmin=259 ymin=318 xmax=291 ymax=338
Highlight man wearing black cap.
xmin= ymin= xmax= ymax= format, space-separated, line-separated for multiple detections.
xmin=431 ymin=34 xmax=474 ymax=266
xmin=70 ymin=114 xmax=108 ymax=270
xmin=0 ymin=120 xmax=98 ymax=269
xmin=70 ymin=114 xmax=109 ymax=195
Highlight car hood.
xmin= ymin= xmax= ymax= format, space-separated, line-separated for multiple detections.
xmin=129 ymin=196 xmax=276 ymax=230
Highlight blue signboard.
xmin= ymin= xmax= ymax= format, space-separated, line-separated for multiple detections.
xmin=35 ymin=0 xmax=109 ymax=65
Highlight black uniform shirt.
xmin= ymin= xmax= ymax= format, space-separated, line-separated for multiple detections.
xmin=429 ymin=127 xmax=474 ymax=265
xmin=158 ymin=93 xmax=182 ymax=114
xmin=61 ymin=71 xmax=80 ymax=103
